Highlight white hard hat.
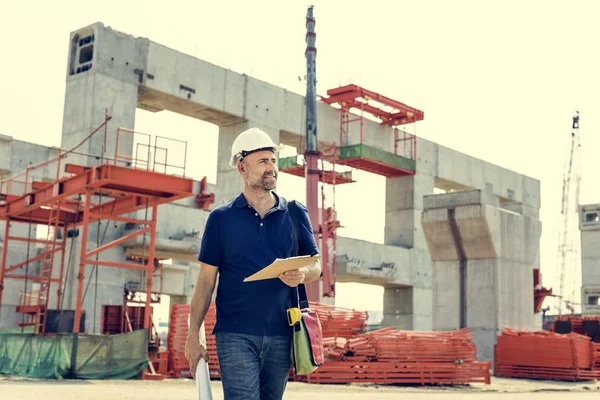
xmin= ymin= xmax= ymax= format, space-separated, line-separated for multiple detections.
xmin=229 ymin=127 xmax=284 ymax=168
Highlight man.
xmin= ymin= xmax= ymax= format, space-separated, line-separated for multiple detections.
xmin=185 ymin=127 xmax=321 ymax=400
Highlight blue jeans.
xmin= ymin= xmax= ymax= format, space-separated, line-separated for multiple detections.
xmin=215 ymin=332 xmax=292 ymax=400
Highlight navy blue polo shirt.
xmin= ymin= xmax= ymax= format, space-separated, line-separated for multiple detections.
xmin=197 ymin=192 xmax=319 ymax=337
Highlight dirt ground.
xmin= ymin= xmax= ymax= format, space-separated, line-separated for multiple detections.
xmin=1 ymin=376 xmax=600 ymax=400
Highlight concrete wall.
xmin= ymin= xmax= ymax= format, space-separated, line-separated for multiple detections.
xmin=0 ymin=135 xmax=13 ymax=174
xmin=62 ymin=23 xmax=145 ymax=163
xmin=579 ymin=203 xmax=600 ymax=315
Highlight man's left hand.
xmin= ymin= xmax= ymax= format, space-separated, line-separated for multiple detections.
xmin=279 ymin=268 xmax=306 ymax=287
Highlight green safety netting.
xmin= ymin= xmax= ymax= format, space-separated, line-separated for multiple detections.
xmin=278 ymin=156 xmax=301 ymax=170
xmin=338 ymin=143 xmax=416 ymax=172
xmin=0 ymin=329 xmax=149 ymax=379
xmin=278 ymin=145 xmax=416 ymax=173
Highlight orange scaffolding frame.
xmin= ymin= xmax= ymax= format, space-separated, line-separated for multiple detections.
xmin=0 ymin=115 xmax=204 ymax=334
xmin=318 ymin=142 xmax=342 ymax=298
xmin=322 ymin=84 xmax=423 ymax=178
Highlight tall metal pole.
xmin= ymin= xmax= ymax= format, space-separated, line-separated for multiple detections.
xmin=305 ymin=5 xmax=321 ymax=302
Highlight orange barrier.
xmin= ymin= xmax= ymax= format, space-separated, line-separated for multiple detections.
xmin=494 ymin=328 xmax=600 ymax=381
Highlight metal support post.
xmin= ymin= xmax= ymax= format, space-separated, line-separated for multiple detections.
xmin=73 ymin=191 xmax=92 ymax=333
xmin=0 ymin=219 xmax=11 ymax=311
xmin=143 ymin=203 xmax=158 ymax=331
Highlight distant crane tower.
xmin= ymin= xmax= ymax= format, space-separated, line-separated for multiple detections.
xmin=557 ymin=110 xmax=582 ymax=315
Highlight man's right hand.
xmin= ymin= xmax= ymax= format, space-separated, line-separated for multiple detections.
xmin=185 ymin=334 xmax=210 ymax=378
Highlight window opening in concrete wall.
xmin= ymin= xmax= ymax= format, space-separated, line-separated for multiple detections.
xmin=79 ymin=45 xmax=94 ymax=64
xmin=69 ymin=28 xmax=95 ymax=76
xmin=586 ymin=212 xmax=599 ymax=223
xmin=153 ymin=294 xmax=171 ymax=339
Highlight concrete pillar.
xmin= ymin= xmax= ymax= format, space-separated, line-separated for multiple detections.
xmin=383 ymin=286 xmax=412 ymax=329
xmin=384 ymin=174 xmax=434 ymax=249
xmin=432 ymin=260 xmax=460 ymax=330
xmin=56 ymin=24 xmax=149 ymax=333
xmin=215 ymin=122 xmax=281 ymax=205
xmin=61 ymin=23 xmax=146 ymax=166
xmin=422 ymin=189 xmax=541 ymax=362
xmin=383 ymin=285 xmax=432 ymax=330
xmin=383 ymin=173 xmax=435 ymax=331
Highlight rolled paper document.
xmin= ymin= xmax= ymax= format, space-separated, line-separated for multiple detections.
xmin=196 ymin=358 xmax=213 ymax=400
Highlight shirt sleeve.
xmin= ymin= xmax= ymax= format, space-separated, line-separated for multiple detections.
xmin=197 ymin=209 xmax=222 ymax=267
xmin=295 ymin=201 xmax=320 ymax=256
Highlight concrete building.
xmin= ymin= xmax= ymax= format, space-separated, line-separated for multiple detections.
xmin=0 ymin=22 xmax=543 ymax=362
xmin=579 ymin=203 xmax=600 ymax=316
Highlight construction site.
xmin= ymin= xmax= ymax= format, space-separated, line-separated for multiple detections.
xmin=1 ymin=4 xmax=600 ymax=399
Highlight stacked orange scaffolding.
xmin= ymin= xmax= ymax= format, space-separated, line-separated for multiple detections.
xmin=494 ymin=328 xmax=600 ymax=381
xmin=167 ymin=304 xmax=192 ymax=378
xmin=186 ymin=302 xmax=489 ymax=385
xmin=167 ymin=302 xmax=220 ymax=379
xmin=294 ymin=327 xmax=490 ymax=385
xmin=309 ymin=301 xmax=368 ymax=339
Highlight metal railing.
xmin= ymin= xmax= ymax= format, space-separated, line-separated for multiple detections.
xmin=115 ymin=128 xmax=188 ymax=177
xmin=18 ymin=290 xmax=45 ymax=307
xmin=0 ymin=114 xmax=190 ymax=197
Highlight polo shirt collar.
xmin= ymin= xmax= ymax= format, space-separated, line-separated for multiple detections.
xmin=235 ymin=192 xmax=288 ymax=211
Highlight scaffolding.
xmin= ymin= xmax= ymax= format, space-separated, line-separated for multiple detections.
xmin=0 ymin=115 xmax=204 ymax=336
xmin=278 ymin=84 xmax=423 ymax=298
xmin=322 ymin=84 xmax=423 ymax=177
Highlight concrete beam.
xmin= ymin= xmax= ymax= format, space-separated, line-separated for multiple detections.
xmin=65 ymin=22 xmax=538 ymax=210
xmin=335 ymin=237 xmax=410 ymax=286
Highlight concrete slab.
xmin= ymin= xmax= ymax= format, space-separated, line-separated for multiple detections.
xmin=423 ymin=189 xmax=499 ymax=210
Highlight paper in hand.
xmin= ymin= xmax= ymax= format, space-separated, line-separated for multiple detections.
xmin=243 ymin=254 xmax=320 ymax=282
xmin=196 ymin=358 xmax=213 ymax=400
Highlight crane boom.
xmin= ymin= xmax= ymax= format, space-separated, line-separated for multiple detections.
xmin=557 ymin=111 xmax=582 ymax=314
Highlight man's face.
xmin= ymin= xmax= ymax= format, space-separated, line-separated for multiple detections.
xmin=240 ymin=150 xmax=278 ymax=191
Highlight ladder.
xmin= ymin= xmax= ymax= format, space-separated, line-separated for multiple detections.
xmin=32 ymin=200 xmax=61 ymax=333
xmin=557 ymin=111 xmax=582 ymax=315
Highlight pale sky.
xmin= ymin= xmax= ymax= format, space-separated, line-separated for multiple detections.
xmin=2 ymin=0 xmax=600 ymax=314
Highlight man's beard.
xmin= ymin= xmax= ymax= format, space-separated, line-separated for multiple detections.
xmin=250 ymin=172 xmax=277 ymax=191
